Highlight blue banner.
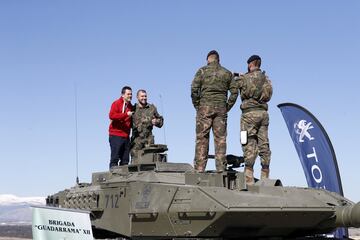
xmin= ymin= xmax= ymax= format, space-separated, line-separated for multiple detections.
xmin=278 ymin=103 xmax=347 ymax=238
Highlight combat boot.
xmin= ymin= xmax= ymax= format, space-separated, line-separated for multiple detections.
xmin=195 ymin=164 xmax=205 ymax=173
xmin=261 ymin=168 xmax=269 ymax=180
xmin=215 ymin=160 xmax=226 ymax=173
xmin=245 ymin=167 xmax=255 ymax=186
xmin=194 ymin=158 xmax=206 ymax=173
xmin=196 ymin=168 xmax=204 ymax=173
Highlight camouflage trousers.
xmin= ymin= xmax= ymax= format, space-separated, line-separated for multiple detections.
xmin=241 ymin=110 xmax=271 ymax=170
xmin=194 ymin=106 xmax=227 ymax=172
xmin=131 ymin=134 xmax=154 ymax=164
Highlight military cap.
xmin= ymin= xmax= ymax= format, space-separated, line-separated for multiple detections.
xmin=207 ymin=50 xmax=219 ymax=60
xmin=247 ymin=55 xmax=261 ymax=64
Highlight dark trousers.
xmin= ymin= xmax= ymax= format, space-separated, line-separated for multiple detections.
xmin=109 ymin=135 xmax=130 ymax=168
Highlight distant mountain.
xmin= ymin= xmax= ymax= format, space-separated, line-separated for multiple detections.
xmin=0 ymin=194 xmax=45 ymax=206
xmin=0 ymin=194 xmax=45 ymax=225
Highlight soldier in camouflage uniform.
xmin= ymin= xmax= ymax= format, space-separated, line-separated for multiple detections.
xmin=234 ymin=55 xmax=273 ymax=185
xmin=191 ymin=50 xmax=238 ymax=172
xmin=131 ymin=89 xmax=164 ymax=163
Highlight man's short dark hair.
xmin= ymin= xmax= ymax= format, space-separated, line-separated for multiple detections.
xmin=121 ymin=86 xmax=132 ymax=94
xmin=137 ymin=89 xmax=147 ymax=96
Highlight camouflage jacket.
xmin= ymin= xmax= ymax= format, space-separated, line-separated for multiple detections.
xmin=235 ymin=68 xmax=273 ymax=111
xmin=132 ymin=103 xmax=163 ymax=139
xmin=191 ymin=62 xmax=238 ymax=111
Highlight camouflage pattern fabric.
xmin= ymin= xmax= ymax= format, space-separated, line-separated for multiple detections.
xmin=234 ymin=68 xmax=272 ymax=174
xmin=194 ymin=106 xmax=227 ymax=172
xmin=241 ymin=110 xmax=271 ymax=170
xmin=191 ymin=62 xmax=238 ymax=111
xmin=191 ymin=61 xmax=238 ymax=172
xmin=131 ymin=103 xmax=163 ymax=163
xmin=235 ymin=69 xmax=272 ymax=112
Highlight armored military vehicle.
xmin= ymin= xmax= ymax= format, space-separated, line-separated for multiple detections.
xmin=47 ymin=144 xmax=360 ymax=239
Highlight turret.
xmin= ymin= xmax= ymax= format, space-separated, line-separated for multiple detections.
xmin=131 ymin=144 xmax=168 ymax=164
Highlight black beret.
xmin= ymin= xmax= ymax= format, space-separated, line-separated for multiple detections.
xmin=207 ymin=50 xmax=219 ymax=59
xmin=247 ymin=55 xmax=261 ymax=64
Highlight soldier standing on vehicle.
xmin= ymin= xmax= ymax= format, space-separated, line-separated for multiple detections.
xmin=234 ymin=55 xmax=273 ymax=185
xmin=131 ymin=89 xmax=163 ymax=163
xmin=191 ymin=50 xmax=238 ymax=172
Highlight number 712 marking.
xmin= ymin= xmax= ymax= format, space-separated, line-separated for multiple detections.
xmin=104 ymin=190 xmax=126 ymax=208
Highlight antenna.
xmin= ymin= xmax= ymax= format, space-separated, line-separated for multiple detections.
xmin=159 ymin=94 xmax=167 ymax=144
xmin=74 ymin=81 xmax=79 ymax=185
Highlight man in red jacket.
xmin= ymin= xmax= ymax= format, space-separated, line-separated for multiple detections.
xmin=108 ymin=86 xmax=133 ymax=169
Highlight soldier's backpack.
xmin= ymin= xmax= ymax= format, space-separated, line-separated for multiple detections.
xmin=253 ymin=71 xmax=273 ymax=103
xmin=260 ymin=72 xmax=273 ymax=103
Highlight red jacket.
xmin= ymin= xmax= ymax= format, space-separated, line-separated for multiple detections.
xmin=109 ymin=97 xmax=133 ymax=138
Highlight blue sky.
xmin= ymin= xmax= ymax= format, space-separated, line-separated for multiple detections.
xmin=0 ymin=1 xmax=359 ymax=202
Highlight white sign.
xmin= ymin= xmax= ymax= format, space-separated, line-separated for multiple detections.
xmin=32 ymin=206 xmax=93 ymax=240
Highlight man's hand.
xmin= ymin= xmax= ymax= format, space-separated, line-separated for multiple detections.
xmin=127 ymin=111 xmax=134 ymax=117
xmin=233 ymin=72 xmax=244 ymax=79
xmin=151 ymin=118 xmax=158 ymax=125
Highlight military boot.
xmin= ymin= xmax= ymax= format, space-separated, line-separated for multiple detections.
xmin=245 ymin=167 xmax=255 ymax=186
xmin=194 ymin=162 xmax=205 ymax=173
xmin=215 ymin=159 xmax=226 ymax=173
xmin=194 ymin=158 xmax=206 ymax=173
xmin=196 ymin=167 xmax=205 ymax=173
xmin=261 ymin=168 xmax=270 ymax=180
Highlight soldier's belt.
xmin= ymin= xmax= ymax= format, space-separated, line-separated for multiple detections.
xmin=199 ymin=103 xmax=227 ymax=108
xmin=242 ymin=107 xmax=267 ymax=114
